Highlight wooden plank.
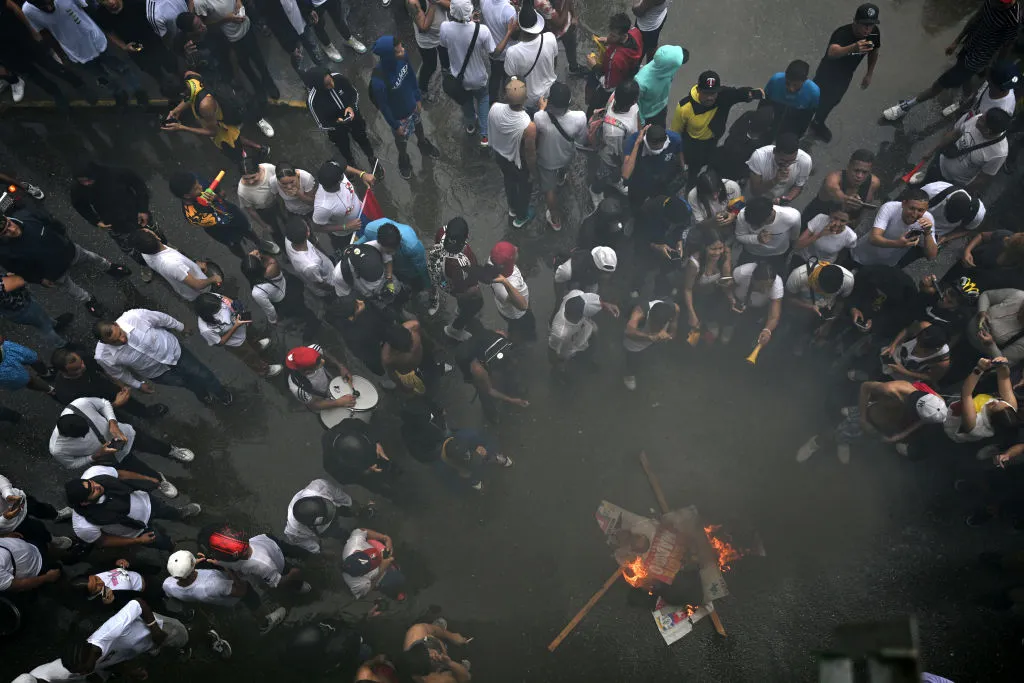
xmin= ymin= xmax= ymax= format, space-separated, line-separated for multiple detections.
xmin=639 ymin=451 xmax=671 ymax=515
xmin=709 ymin=606 xmax=727 ymax=637
xmin=548 ymin=566 xmax=623 ymax=652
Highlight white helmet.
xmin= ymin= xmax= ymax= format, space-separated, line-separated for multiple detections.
xmin=167 ymin=550 xmax=197 ymax=578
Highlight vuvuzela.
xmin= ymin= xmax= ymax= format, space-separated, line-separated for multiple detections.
xmin=745 ymin=343 xmax=763 ymax=365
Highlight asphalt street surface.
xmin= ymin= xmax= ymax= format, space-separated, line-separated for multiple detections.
xmin=3 ymin=0 xmax=1024 ymax=681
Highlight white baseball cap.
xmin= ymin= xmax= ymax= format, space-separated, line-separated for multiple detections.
xmin=167 ymin=550 xmax=197 ymax=578
xmin=914 ymin=392 xmax=948 ymax=424
xmin=591 ymin=246 xmax=618 ymax=272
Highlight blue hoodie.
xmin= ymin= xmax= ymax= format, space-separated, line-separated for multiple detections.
xmin=370 ymin=36 xmax=421 ymax=129
xmin=357 ymin=218 xmax=428 ymax=288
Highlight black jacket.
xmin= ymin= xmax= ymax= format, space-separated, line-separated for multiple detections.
xmin=0 ymin=208 xmax=77 ymax=283
xmin=70 ymin=165 xmax=150 ymax=233
xmin=303 ymin=69 xmax=361 ymax=132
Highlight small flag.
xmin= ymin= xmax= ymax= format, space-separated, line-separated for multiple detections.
xmin=358 ymin=158 xmax=384 ymax=223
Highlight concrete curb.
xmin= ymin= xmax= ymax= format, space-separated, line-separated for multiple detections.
xmin=4 ymin=97 xmax=308 ymax=109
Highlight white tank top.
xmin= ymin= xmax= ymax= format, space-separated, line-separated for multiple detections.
xmin=897 ymin=338 xmax=950 ymax=372
xmin=623 ymin=300 xmax=664 ymax=353
xmin=689 ymin=255 xmax=722 ymax=288
xmin=635 ymin=0 xmax=671 ymax=31
xmin=413 ymin=0 xmax=446 ymax=49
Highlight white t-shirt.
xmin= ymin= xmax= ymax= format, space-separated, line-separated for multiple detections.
xmin=275 ymin=169 xmax=317 ymax=215
xmin=735 ymin=205 xmax=802 ymax=257
xmin=20 ymin=658 xmax=82 ymax=682
xmin=198 ymin=296 xmax=247 ymax=347
xmin=0 ymin=537 xmax=43 ymax=591
xmin=24 ymin=0 xmax=107 ymax=64
xmin=221 ymin=534 xmax=285 ymax=588
xmin=687 ymin=179 xmax=742 ymax=223
xmin=920 ymin=181 xmax=986 ymax=237
xmin=284 ymin=478 xmax=351 ymax=553
xmin=342 ymin=529 xmax=382 ymax=598
xmin=798 ymin=213 xmax=858 ymax=263
xmin=237 ymin=164 xmax=278 ymax=210
xmin=785 ymin=263 xmax=854 ymax=308
xmin=853 ymin=201 xmax=936 ymax=267
xmin=732 ymin=262 xmax=784 ymax=308
xmin=193 ymin=0 xmax=249 ymax=41
xmin=143 ymin=247 xmax=208 ymax=301
xmin=312 ymin=178 xmax=360 ymax=231
xmin=745 ymin=145 xmax=813 ymax=199
xmin=488 ymin=264 xmax=529 ymax=319
xmin=635 ymin=0 xmax=672 ymax=31
xmin=534 ymin=110 xmax=587 ymax=170
xmin=252 ymin=273 xmax=287 ymax=324
xmin=96 ymin=568 xmax=145 ymax=593
xmin=943 ymin=397 xmax=1002 ymax=443
xmin=504 ymin=33 xmax=559 ymax=107
xmin=960 ymin=84 xmax=1016 ymax=123
xmin=440 ymin=20 xmax=497 ymax=91
xmin=411 ymin=0 xmax=445 ymax=48
xmin=71 ymin=466 xmax=152 ymax=544
xmin=599 ymin=104 xmax=640 ymax=168
xmin=549 ymin=290 xmax=601 ymax=359
xmin=286 ymin=240 xmax=335 ymax=296
xmin=87 ymin=600 xmax=165 ymax=669
xmin=480 ymin=0 xmax=516 ymax=58
xmin=162 ymin=568 xmax=239 ymax=606
xmin=939 ymin=116 xmax=1008 ymax=185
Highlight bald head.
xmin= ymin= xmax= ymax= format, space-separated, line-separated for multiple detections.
xmin=505 ymin=78 xmax=527 ymax=107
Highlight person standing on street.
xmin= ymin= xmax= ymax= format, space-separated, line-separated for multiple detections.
xmin=481 ymin=0 xmax=516 ymax=103
xmin=90 ymin=0 xmax=178 ymax=84
xmin=285 ymin=216 xmax=336 ymax=305
xmin=94 ymin=308 xmax=234 ymax=406
xmin=590 ymin=78 xmax=640 ymax=203
xmin=534 ymin=82 xmax=587 ymax=231
xmin=621 ymin=123 xmax=685 ymax=212
xmin=0 ymin=270 xmax=72 ymax=348
xmin=734 ymin=196 xmax=802 ymax=272
xmin=311 ymin=0 xmax=367 ymax=60
xmin=487 ymin=241 xmax=534 ymax=342
xmin=302 ymin=67 xmax=379 ymax=169
xmin=622 ymin=299 xmax=678 ymax=390
xmin=631 ymin=0 xmax=670 ymax=63
xmin=489 ymin=79 xmax=539 ymax=227
xmin=536 ymin=0 xmax=582 ymax=76
xmin=429 ymin=217 xmax=482 ymax=340
xmin=168 ymin=170 xmax=264 ymax=256
xmin=52 ymin=347 xmax=168 ymax=420
xmin=503 ymin=0 xmax=558 ymax=114
xmin=633 ymin=43 xmax=686 ymax=127
xmin=406 ymin=0 xmax=449 ymax=98
xmin=800 ymin=148 xmax=879 ymax=227
xmin=194 ymin=292 xmax=283 ymax=379
xmin=0 ymin=336 xmax=54 ymax=398
xmin=883 ymin=0 xmax=1021 ymax=122
xmin=761 ymin=59 xmax=820 ymax=140
xmin=584 ymin=12 xmax=642 ymax=117
xmin=192 ymin=0 xmax=280 ymax=100
xmin=851 ymin=190 xmax=937 ymax=268
xmin=312 ymin=160 xmax=375 ymax=249
xmin=810 ymin=3 xmax=881 ymax=142
xmin=131 ymin=228 xmax=221 ymax=302
xmin=745 ymin=133 xmax=813 ymax=204
xmin=922 ymin=107 xmax=1011 ymax=195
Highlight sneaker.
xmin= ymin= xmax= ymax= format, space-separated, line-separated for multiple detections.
xmin=479 ymin=136 xmax=489 ymax=148
xmin=380 ymin=377 xmax=396 ymax=390
xmin=847 ymin=369 xmax=870 ymax=382
xmin=427 ymin=294 xmax=441 ymax=317
xmin=443 ymin=363 xmax=454 ymax=374
xmin=261 ymin=607 xmax=287 ymax=634
xmin=511 ymin=206 xmax=536 ymax=229
xmin=323 ymin=43 xmax=344 ymax=62
xmin=106 ymin=264 xmax=131 ymax=279
xmin=344 ymin=36 xmax=367 ymax=53
xmin=588 ymin=188 xmax=603 ymax=208
xmin=219 ymin=390 xmax=234 ymax=407
xmin=623 ymin=375 xmax=636 ymax=391
xmin=894 ymin=442 xmax=909 ymax=457
xmin=140 ymin=266 xmax=154 ymax=283
xmin=169 ymin=446 xmax=195 ymax=463
xmin=399 ymin=163 xmax=413 ymax=180
xmin=976 ymin=444 xmax=1001 ymax=461
xmin=181 ymin=503 xmax=202 ymax=519
xmin=257 ymin=337 xmax=272 ymax=350
xmin=418 ymin=139 xmax=441 ymax=159
xmin=882 ymin=101 xmax=910 ymax=121
xmin=50 ymin=535 xmax=73 ymax=550
xmin=629 ymin=290 xmax=640 ymax=300
xmin=266 ymin=363 xmax=284 ymax=377
xmin=208 ymin=630 xmax=232 ymax=659
xmin=260 ymin=239 xmax=281 ymax=255
xmin=545 ymin=209 xmax=562 ymax=231
xmin=84 ymin=297 xmax=106 ymax=318
xmin=53 ymin=312 xmax=73 ymax=332
xmin=257 ymin=118 xmax=275 ymax=137
xmin=11 ymin=78 xmax=25 ymax=103
xmin=567 ymin=63 xmax=587 ymax=78
xmin=470 ymin=480 xmax=484 ymax=491
xmin=496 ymin=454 xmax=514 ymax=468
xmin=24 ymin=183 xmax=44 ymax=200
xmin=941 ymin=102 xmax=961 ymax=118
xmin=836 ymin=443 xmax=851 ymax=464
xmin=444 ymin=324 xmax=473 ymax=342
xmin=465 ymin=122 xmax=478 ymax=135
xmin=55 ymin=506 xmax=73 ymax=522
xmin=298 ymin=581 xmax=312 ymax=594
xmin=796 ymin=435 xmax=820 ymax=463
xmin=157 ymin=473 xmax=179 ymax=499
xmin=381 ymin=0 xmax=392 ymax=6
xmin=810 ymin=120 xmax=832 ymax=143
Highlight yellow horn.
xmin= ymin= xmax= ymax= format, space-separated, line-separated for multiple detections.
xmin=745 ymin=343 xmax=763 ymax=365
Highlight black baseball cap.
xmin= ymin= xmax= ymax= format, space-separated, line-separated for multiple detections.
xmin=854 ymin=3 xmax=880 ymax=24
xmin=697 ymin=70 xmax=721 ymax=93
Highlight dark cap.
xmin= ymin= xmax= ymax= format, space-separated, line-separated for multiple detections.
xmin=348 ymin=245 xmax=385 ymax=282
xmin=697 ymin=70 xmax=721 ymax=93
xmin=548 ymin=82 xmax=571 ymax=110
xmin=317 ymin=161 xmax=344 ymax=190
xmin=342 ymin=549 xmax=382 ymax=577
xmin=854 ymin=3 xmax=880 ymax=24
xmin=64 ymin=479 xmax=89 ymax=506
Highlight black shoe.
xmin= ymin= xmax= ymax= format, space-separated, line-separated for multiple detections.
xmin=417 ymin=139 xmax=441 ymax=159
xmin=219 ymin=390 xmax=233 ymax=407
xmin=114 ymin=90 xmax=129 ymax=109
xmin=399 ymin=163 xmax=413 ymax=180
xmin=147 ymin=403 xmax=170 ymax=418
xmin=135 ymin=89 xmax=150 ymax=108
xmin=53 ymin=312 xmax=74 ymax=332
xmin=810 ymin=120 xmax=832 ymax=143
xmin=567 ymin=63 xmax=587 ymax=78
xmin=106 ymin=263 xmax=131 ymax=279
xmin=966 ymin=510 xmax=994 ymax=527
xmin=84 ymin=297 xmax=106 ymax=318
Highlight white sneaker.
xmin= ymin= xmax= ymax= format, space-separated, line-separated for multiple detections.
xmin=257 ymin=337 xmax=271 ymax=350
xmin=629 ymin=290 xmax=639 ymax=299
xmin=24 ymin=183 xmax=44 ymax=200
xmin=169 ymin=446 xmax=195 ymax=463
xmin=882 ymin=102 xmax=909 ymax=121
xmin=497 ymin=454 xmax=514 ymax=468
xmin=589 ymin=188 xmax=603 ymax=208
xmin=50 ymin=535 xmax=73 ymax=550
xmin=298 ymin=581 xmax=312 ymax=594
xmin=796 ymin=435 xmax=820 ymax=463
xmin=836 ymin=443 xmax=851 ymax=464
xmin=11 ymin=78 xmax=25 ymax=103
xmin=344 ymin=36 xmax=367 ymax=53
xmin=427 ymin=297 xmax=441 ymax=316
xmin=55 ymin=506 xmax=73 ymax=522
xmin=623 ymin=375 xmax=636 ymax=391
xmin=894 ymin=443 xmax=910 ymax=457
xmin=157 ymin=474 xmax=179 ymax=498
xmin=381 ymin=0 xmax=392 ymax=6
xmin=323 ymin=43 xmax=343 ymax=62
xmin=181 ymin=503 xmax=202 ymax=519
xmin=942 ymin=102 xmax=961 ymax=118
xmin=839 ymin=406 xmax=860 ymax=419
xmin=266 ymin=363 xmax=283 ymax=377
xmin=257 ymin=118 xmax=275 ymax=137
xmin=545 ymin=209 xmax=562 ymax=231
xmin=444 ymin=324 xmax=472 ymax=342
xmin=261 ymin=606 xmax=287 ymax=634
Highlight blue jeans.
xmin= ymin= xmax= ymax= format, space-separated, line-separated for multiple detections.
xmin=0 ymin=300 xmax=65 ymax=348
xmin=80 ymin=46 xmax=142 ymax=97
xmin=461 ymin=87 xmax=489 ymax=137
xmin=153 ymin=347 xmax=228 ymax=402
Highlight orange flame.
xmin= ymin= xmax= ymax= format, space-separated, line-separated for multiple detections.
xmin=704 ymin=525 xmax=743 ymax=572
xmin=622 ymin=555 xmax=648 ymax=587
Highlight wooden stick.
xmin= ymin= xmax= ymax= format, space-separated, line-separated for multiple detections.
xmin=639 ymin=451 xmax=670 ymax=514
xmin=709 ymin=607 xmax=727 ymax=637
xmin=547 ymin=566 xmax=623 ymax=652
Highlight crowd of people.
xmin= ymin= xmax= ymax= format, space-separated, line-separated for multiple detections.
xmin=2 ymin=0 xmax=1024 ymax=679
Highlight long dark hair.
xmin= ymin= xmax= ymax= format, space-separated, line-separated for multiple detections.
xmin=694 ymin=169 xmax=726 ymax=219
xmin=194 ymin=292 xmax=225 ymax=325
xmin=240 ymin=253 xmax=268 ymax=288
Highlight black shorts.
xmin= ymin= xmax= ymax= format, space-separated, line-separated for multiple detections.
xmin=934 ymin=57 xmax=979 ymax=89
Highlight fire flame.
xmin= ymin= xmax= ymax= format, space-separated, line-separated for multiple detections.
xmin=622 ymin=555 xmax=648 ymax=587
xmin=704 ymin=525 xmax=743 ymax=572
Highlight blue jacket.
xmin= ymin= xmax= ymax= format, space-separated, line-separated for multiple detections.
xmin=763 ymin=73 xmax=820 ymax=110
xmin=622 ymin=130 xmax=684 ymax=192
xmin=370 ymin=35 xmax=421 ymax=129
xmin=357 ymin=218 xmax=428 ymax=288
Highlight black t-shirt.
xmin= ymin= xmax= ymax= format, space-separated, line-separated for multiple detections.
xmin=711 ymin=111 xmax=773 ymax=182
xmin=53 ymin=360 xmax=121 ymax=406
xmin=90 ymin=1 xmax=160 ymax=45
xmin=335 ymin=307 xmax=389 ymax=373
xmin=814 ymin=24 xmax=881 ymax=83
xmin=454 ymin=331 xmax=504 ymax=382
xmin=972 ymin=229 xmax=1013 ymax=270
xmin=913 ymin=291 xmax=971 ymax=333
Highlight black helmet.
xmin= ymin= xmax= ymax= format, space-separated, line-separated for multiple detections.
xmin=292 ymin=496 xmax=329 ymax=528
xmin=323 ymin=419 xmax=375 ymax=467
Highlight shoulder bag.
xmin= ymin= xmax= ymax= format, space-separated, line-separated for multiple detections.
xmin=442 ymin=24 xmax=481 ymax=106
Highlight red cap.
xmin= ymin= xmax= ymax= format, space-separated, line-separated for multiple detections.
xmin=285 ymin=346 xmax=322 ymax=370
xmin=489 ymin=241 xmax=518 ymax=277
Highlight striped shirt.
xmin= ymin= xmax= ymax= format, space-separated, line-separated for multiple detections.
xmin=146 ymin=0 xmax=188 ymax=38
xmin=962 ymin=0 xmax=1022 ymax=71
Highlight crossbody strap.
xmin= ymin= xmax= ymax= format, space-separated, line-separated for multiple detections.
xmin=548 ymin=112 xmax=574 ymax=143
xmin=523 ymin=34 xmax=545 ymax=80
xmin=66 ymin=404 xmax=108 ymax=444
xmin=942 ymin=133 xmax=1006 ymax=159
xmin=456 ymin=24 xmax=480 ymax=81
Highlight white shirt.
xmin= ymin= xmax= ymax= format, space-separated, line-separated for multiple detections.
xmin=853 ymin=201 xmax=936 ymax=267
xmin=480 ymin=0 xmax=516 ymax=59
xmin=504 ymin=33 xmax=559 ymax=107
xmin=236 ymin=164 xmax=278 ymax=210
xmin=599 ymin=104 xmax=640 ymax=168
xmin=221 ymin=534 xmax=285 ymax=588
xmin=440 ymin=20 xmax=498 ymax=91
xmin=252 ymin=273 xmax=287 ymax=324
xmin=798 ymin=213 xmax=859 ymax=263
xmin=920 ymin=181 xmax=986 ymax=237
xmin=735 ymin=205 xmax=802 ymax=257
xmin=635 ymin=0 xmax=671 ymax=30
xmin=549 ymin=290 xmax=601 ymax=359
xmin=24 ymin=0 xmax=107 ymax=64
xmin=785 ymin=263 xmax=855 ymax=308
xmin=939 ymin=116 xmax=1009 ymax=185
xmin=286 ymin=240 xmax=334 ymax=296
xmin=87 ymin=600 xmax=166 ymax=669
xmin=288 ymin=366 xmax=331 ymax=404
xmin=960 ymin=84 xmax=1016 ymax=123
xmin=687 ymin=180 xmax=742 ymax=223
xmin=0 ymin=537 xmax=43 ymax=591
xmin=312 ymin=177 xmax=360 ymax=231
xmin=745 ymin=145 xmax=813 ymax=199
xmin=198 ymin=296 xmax=246 ymax=347
xmin=193 ymin=0 xmax=249 ymax=41
xmin=0 ymin=474 xmax=27 ymax=533
xmin=489 ymin=264 xmax=529 ymax=319
xmin=534 ymin=110 xmax=587 ymax=170
xmin=96 ymin=568 xmax=145 ymax=593
xmin=94 ymin=309 xmax=184 ymax=388
xmin=162 ymin=568 xmax=239 ymax=606
xmin=19 ymin=658 xmax=83 ymax=683
xmin=732 ymin=262 xmax=785 ymax=308
xmin=488 ymin=103 xmax=532 ymax=167
xmin=275 ymin=169 xmax=317 ymax=215
xmin=71 ymin=466 xmax=153 ymax=543
xmin=147 ymin=0 xmax=188 ymax=37
xmin=143 ymin=247 xmax=209 ymax=302
xmin=342 ymin=529 xmax=382 ymax=598
xmin=49 ymin=397 xmax=137 ymax=470
xmin=284 ymin=478 xmax=352 ymax=553
xmin=944 ymin=397 xmax=1002 ymax=443
xmin=412 ymin=0 xmax=446 ymax=48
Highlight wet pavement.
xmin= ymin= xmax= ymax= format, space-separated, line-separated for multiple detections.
xmin=3 ymin=0 xmax=1024 ymax=681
